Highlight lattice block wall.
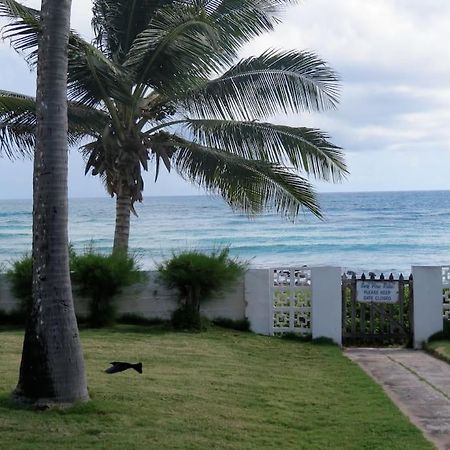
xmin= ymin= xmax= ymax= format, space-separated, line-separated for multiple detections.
xmin=443 ymin=267 xmax=450 ymax=286
xmin=443 ymin=267 xmax=450 ymax=319
xmin=271 ymin=268 xmax=312 ymax=335
xmin=273 ymin=268 xmax=311 ymax=287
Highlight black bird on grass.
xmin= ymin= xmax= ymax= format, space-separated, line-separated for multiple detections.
xmin=105 ymin=361 xmax=143 ymax=374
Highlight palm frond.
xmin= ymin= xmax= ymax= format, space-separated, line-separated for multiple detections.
xmin=92 ymin=0 xmax=177 ymax=62
xmin=0 ymin=0 xmax=40 ymax=63
xmin=125 ymin=2 xmax=222 ymax=90
xmin=81 ymin=139 xmax=117 ymax=197
xmin=67 ymin=103 xmax=110 ymax=137
xmin=0 ymin=90 xmax=108 ymax=159
xmin=0 ymin=91 xmax=34 ymax=158
xmin=211 ymin=0 xmax=299 ymax=55
xmin=0 ymin=0 xmax=131 ymax=107
xmin=67 ymin=40 xmax=133 ymax=107
xmin=181 ymin=49 xmax=340 ymax=120
xmin=123 ymin=1 xmax=302 ymax=93
xmin=180 ymin=118 xmax=347 ymax=182
xmin=154 ymin=133 xmax=321 ymax=218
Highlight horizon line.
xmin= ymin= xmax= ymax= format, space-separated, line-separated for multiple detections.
xmin=1 ymin=188 xmax=450 ymax=202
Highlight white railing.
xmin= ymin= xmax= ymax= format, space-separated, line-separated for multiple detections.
xmin=270 ymin=268 xmax=312 ymax=335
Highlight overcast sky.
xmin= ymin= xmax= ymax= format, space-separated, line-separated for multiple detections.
xmin=1 ymin=0 xmax=449 ymax=199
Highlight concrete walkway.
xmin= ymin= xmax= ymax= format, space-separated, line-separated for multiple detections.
xmin=346 ymin=348 xmax=450 ymax=450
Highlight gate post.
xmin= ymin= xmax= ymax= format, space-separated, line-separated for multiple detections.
xmin=311 ymin=266 xmax=342 ymax=346
xmin=245 ymin=269 xmax=272 ymax=335
xmin=412 ymin=266 xmax=442 ymax=349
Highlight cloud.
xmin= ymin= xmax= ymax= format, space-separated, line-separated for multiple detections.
xmin=239 ymin=0 xmax=450 ymax=185
xmin=1 ymin=0 xmax=450 ymax=197
xmin=245 ymin=0 xmax=450 ymax=77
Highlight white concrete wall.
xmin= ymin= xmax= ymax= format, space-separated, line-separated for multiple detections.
xmin=244 ymin=269 xmax=271 ymax=335
xmin=412 ymin=266 xmax=443 ymax=349
xmin=0 ymin=271 xmax=248 ymax=322
xmin=4 ymin=266 xmax=444 ymax=344
xmin=311 ymin=266 xmax=342 ymax=345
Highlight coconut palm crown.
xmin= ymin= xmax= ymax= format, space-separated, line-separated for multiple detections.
xmin=0 ymin=0 xmax=348 ymax=253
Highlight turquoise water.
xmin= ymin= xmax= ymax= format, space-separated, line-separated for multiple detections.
xmin=1 ymin=191 xmax=450 ymax=273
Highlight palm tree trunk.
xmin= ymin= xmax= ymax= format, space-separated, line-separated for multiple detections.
xmin=113 ymin=186 xmax=131 ymax=255
xmin=13 ymin=0 xmax=88 ymax=407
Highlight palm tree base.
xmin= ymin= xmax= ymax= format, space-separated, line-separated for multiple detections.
xmin=11 ymin=388 xmax=89 ymax=409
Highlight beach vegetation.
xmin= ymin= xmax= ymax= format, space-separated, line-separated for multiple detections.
xmin=5 ymin=249 xmax=142 ymax=327
xmin=211 ymin=317 xmax=250 ymax=332
xmin=116 ymin=313 xmax=168 ymax=327
xmin=158 ymin=248 xmax=245 ymax=330
xmin=70 ymin=250 xmax=142 ymax=327
xmin=281 ymin=331 xmax=313 ymax=342
xmin=424 ymin=318 xmax=450 ymax=343
xmin=0 ymin=0 xmax=348 ymax=256
xmin=425 ymin=332 xmax=450 ymax=364
xmin=0 ymin=310 xmax=25 ymax=326
xmin=6 ymin=254 xmax=32 ymax=318
xmin=0 ymin=326 xmax=432 ymax=449
xmin=170 ymin=304 xmax=208 ymax=331
xmin=5 ymin=251 xmax=78 ymax=323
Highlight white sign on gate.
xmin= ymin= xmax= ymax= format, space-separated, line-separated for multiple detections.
xmin=356 ymin=280 xmax=399 ymax=303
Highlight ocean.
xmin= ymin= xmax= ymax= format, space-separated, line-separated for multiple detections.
xmin=1 ymin=190 xmax=450 ymax=274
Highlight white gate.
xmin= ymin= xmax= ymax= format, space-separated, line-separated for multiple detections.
xmin=270 ymin=268 xmax=312 ymax=336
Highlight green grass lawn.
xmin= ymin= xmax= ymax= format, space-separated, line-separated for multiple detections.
xmin=0 ymin=325 xmax=431 ymax=450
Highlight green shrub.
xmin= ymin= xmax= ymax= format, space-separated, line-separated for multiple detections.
xmin=281 ymin=332 xmax=312 ymax=342
xmin=5 ymin=249 xmax=142 ymax=328
xmin=171 ymin=305 xmax=208 ymax=331
xmin=117 ymin=314 xmax=167 ymax=327
xmin=71 ymin=251 xmax=142 ymax=327
xmin=444 ymin=318 xmax=450 ymax=337
xmin=5 ymin=248 xmax=78 ymax=322
xmin=212 ymin=317 xmax=250 ymax=332
xmin=0 ymin=309 xmax=27 ymax=326
xmin=6 ymin=254 xmax=33 ymax=320
xmin=428 ymin=318 xmax=450 ymax=342
xmin=158 ymin=248 xmax=245 ymax=330
xmin=312 ymin=337 xmax=337 ymax=346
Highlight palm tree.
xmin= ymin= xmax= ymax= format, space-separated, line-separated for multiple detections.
xmin=0 ymin=0 xmax=348 ymax=255
xmin=11 ymin=0 xmax=89 ymax=406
